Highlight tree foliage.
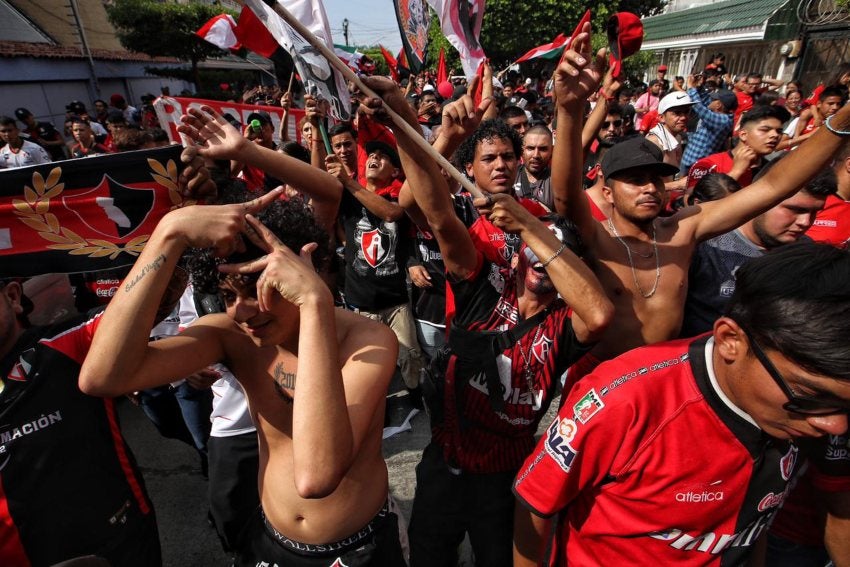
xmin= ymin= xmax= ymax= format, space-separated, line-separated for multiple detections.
xmin=478 ymin=0 xmax=665 ymax=67
xmin=106 ymin=0 xmax=234 ymax=89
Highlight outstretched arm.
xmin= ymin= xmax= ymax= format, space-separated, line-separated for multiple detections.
xmin=689 ymin=102 xmax=850 ymax=241
xmin=550 ymin=25 xmax=607 ymax=245
xmin=481 ymin=194 xmax=613 ymax=343
xmin=363 ymin=77 xmax=481 ymax=279
xmin=179 ymin=106 xmax=342 ymax=229
xmin=80 ymin=191 xmax=283 ymax=396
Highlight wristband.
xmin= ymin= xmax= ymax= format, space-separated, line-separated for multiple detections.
xmin=540 ymin=243 xmax=567 ymax=268
xmin=824 ymin=115 xmax=850 ymax=136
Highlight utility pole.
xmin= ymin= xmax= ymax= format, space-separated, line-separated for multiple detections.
xmin=342 ymin=18 xmax=349 ymax=46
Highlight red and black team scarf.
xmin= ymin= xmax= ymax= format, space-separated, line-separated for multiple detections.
xmin=0 ymin=146 xmax=188 ymax=277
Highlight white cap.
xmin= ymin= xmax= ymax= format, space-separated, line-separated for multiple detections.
xmin=422 ymin=84 xmax=435 ymax=93
xmin=658 ymin=91 xmax=695 ymax=114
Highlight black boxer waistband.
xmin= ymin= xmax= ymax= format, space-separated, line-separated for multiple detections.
xmin=261 ymin=501 xmax=390 ymax=556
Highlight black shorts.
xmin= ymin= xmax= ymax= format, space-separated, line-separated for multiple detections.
xmin=236 ymin=501 xmax=406 ymax=567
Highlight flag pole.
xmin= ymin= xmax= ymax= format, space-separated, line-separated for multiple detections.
xmin=259 ymin=0 xmax=484 ymax=198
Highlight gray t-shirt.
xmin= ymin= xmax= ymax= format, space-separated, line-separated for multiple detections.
xmin=681 ymin=229 xmax=763 ymax=337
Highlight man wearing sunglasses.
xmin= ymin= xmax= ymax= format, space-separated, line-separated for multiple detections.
xmin=514 ymin=242 xmax=850 ymax=566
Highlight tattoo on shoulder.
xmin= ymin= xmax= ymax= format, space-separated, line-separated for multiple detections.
xmin=124 ymin=254 xmax=167 ymax=293
xmin=272 ymin=362 xmax=296 ymax=403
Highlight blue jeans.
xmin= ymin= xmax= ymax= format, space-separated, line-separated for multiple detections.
xmin=138 ymin=382 xmax=212 ymax=455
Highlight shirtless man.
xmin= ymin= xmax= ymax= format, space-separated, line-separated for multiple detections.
xmin=80 ymin=107 xmax=405 ymax=567
xmin=552 ymin=25 xmax=850 ymax=374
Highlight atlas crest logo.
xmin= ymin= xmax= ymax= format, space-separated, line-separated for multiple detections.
xmin=62 ymin=176 xmax=155 ymax=239
xmin=780 ymin=445 xmax=798 ymax=481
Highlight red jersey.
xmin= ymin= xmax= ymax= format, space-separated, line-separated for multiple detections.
xmin=733 ymin=91 xmax=753 ymax=129
xmin=806 ymin=194 xmax=850 ymax=248
xmin=514 ymin=336 xmax=850 ymax=566
xmin=445 ymin=193 xmax=549 ymax=326
xmin=687 ymin=151 xmax=753 ymax=190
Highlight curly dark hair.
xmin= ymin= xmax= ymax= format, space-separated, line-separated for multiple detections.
xmin=185 ymin=179 xmax=330 ymax=295
xmin=454 ymin=119 xmax=522 ymax=171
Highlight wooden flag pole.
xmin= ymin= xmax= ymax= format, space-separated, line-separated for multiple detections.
xmin=261 ymin=0 xmax=484 ymax=198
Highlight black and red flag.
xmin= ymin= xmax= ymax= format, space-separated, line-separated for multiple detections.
xmin=0 ymin=146 xmax=188 ymax=277
xmin=393 ymin=0 xmax=430 ymax=74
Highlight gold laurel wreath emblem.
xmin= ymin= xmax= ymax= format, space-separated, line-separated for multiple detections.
xmin=11 ymin=158 xmax=191 ymax=260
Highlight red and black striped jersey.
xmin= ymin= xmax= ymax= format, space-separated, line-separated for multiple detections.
xmin=433 ymin=255 xmax=589 ymax=474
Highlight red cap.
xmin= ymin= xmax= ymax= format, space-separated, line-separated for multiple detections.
xmin=658 ymin=65 xmax=668 ymax=72
xmin=607 ymin=12 xmax=644 ymax=79
xmin=437 ymin=80 xmax=454 ymax=100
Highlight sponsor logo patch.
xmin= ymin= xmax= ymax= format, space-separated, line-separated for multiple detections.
xmin=573 ymin=389 xmax=604 ymax=424
xmin=545 ymin=417 xmax=578 ymax=472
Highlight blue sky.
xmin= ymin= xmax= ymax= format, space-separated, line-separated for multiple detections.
xmin=322 ymin=0 xmax=404 ymax=51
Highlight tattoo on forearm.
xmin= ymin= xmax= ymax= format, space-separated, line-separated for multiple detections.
xmin=124 ymin=255 xmax=167 ymax=293
xmin=273 ymin=362 xmax=296 ymax=402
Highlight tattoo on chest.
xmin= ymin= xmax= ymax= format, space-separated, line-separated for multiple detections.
xmin=272 ymin=362 xmax=296 ymax=402
xmin=124 ymin=254 xmax=166 ymax=293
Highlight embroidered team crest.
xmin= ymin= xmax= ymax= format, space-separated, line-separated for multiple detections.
xmin=531 ymin=333 xmax=553 ymax=363
xmin=361 ymin=228 xmax=390 ymax=267
xmin=573 ymin=389 xmax=604 ymax=424
xmin=7 ymin=350 xmax=33 ymax=382
xmin=780 ymin=445 xmax=798 ymax=481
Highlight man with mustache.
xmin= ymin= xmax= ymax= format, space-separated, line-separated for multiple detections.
xmin=514 ymin=124 xmax=555 ymax=210
xmin=548 ymin=24 xmax=850 ymax=386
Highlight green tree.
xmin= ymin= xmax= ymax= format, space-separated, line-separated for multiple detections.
xmin=426 ymin=12 xmax=460 ymax=77
xmin=479 ymin=0 xmax=666 ymax=67
xmin=106 ymin=0 xmax=234 ymax=90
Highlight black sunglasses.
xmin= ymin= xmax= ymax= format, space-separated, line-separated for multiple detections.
xmin=602 ymin=119 xmax=623 ymax=129
xmin=744 ymin=329 xmax=850 ymax=415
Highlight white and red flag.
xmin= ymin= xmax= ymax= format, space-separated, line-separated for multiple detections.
xmin=243 ymin=0 xmax=351 ymax=121
xmin=425 ymin=0 xmax=486 ymax=79
xmin=195 ymin=14 xmax=241 ymax=51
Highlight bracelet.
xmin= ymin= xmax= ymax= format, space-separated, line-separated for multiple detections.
xmin=540 ymin=243 xmax=567 ymax=268
xmin=598 ymin=88 xmax=614 ymax=102
xmin=824 ymin=114 xmax=850 ymax=136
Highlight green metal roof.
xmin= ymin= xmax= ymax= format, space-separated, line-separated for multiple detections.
xmin=642 ymin=0 xmax=791 ymax=42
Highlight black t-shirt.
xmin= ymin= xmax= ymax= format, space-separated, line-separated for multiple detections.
xmin=339 ymin=188 xmax=410 ymax=310
xmin=411 ymin=227 xmax=446 ymax=326
xmin=0 ymin=314 xmax=160 ymax=566
xmin=24 ymin=121 xmax=65 ymax=161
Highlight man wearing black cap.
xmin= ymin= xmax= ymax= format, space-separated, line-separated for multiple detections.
xmin=547 ymin=25 xmax=850 ymax=385
xmin=326 ymin=139 xmax=424 ymax=395
xmin=681 ymin=74 xmax=737 ymax=175
xmin=14 ymin=108 xmax=66 ymax=161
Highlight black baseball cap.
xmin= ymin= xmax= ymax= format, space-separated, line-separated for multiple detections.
xmin=365 ymin=140 xmax=401 ymax=168
xmin=66 ymin=101 xmax=86 ymax=114
xmin=14 ymin=108 xmax=31 ymax=120
xmin=601 ymin=137 xmax=680 ymax=179
xmin=246 ymin=111 xmax=272 ymax=126
xmin=710 ymin=89 xmax=738 ymax=111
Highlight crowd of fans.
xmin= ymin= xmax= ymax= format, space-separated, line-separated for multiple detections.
xmin=2 ymin=31 xmax=850 ymax=567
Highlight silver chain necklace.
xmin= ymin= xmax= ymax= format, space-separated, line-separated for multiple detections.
xmin=517 ymin=322 xmax=544 ymax=395
xmin=607 ymin=218 xmax=661 ymax=298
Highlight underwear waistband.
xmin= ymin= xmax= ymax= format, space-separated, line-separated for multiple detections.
xmin=261 ymin=501 xmax=390 ymax=556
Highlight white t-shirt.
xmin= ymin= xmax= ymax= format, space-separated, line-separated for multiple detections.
xmin=0 ymin=139 xmax=51 ymax=169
